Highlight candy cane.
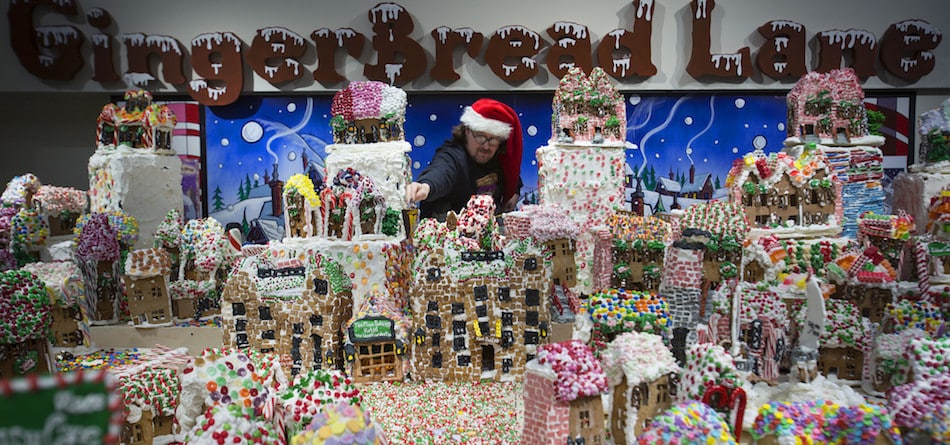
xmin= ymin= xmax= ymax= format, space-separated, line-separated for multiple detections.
xmin=915 ymin=238 xmax=932 ymax=300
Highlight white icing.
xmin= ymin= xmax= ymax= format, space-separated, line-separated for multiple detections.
xmin=324 ymin=141 xmax=412 ymax=213
xmin=536 ymin=144 xmax=626 ymax=293
xmin=88 ymin=150 xmax=183 ymax=250
xmin=783 ymin=135 xmax=886 ymax=148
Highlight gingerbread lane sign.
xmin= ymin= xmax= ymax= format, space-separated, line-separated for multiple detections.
xmin=8 ymin=0 xmax=943 ymax=106
xmin=0 ymin=370 xmax=124 ymax=444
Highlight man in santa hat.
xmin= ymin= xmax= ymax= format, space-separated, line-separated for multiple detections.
xmin=406 ymin=98 xmax=523 ymax=220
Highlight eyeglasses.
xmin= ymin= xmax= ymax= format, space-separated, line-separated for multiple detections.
xmin=468 ymin=128 xmax=504 ymax=147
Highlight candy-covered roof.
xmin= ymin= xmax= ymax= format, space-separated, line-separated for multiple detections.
xmin=125 ymin=247 xmax=172 ymax=277
xmin=535 ymin=340 xmax=608 ymax=402
xmin=794 ymin=298 xmax=870 ymax=349
xmin=601 ymin=331 xmax=679 ymax=387
xmin=0 ymin=270 xmax=51 ymax=344
xmin=727 ymin=149 xmax=834 ymax=191
xmin=680 ymin=200 xmax=750 ymax=240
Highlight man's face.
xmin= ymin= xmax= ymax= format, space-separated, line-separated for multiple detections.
xmin=465 ymin=128 xmax=504 ymax=164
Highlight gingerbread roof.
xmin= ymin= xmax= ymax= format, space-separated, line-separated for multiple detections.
xmin=125 ymin=247 xmax=172 ymax=277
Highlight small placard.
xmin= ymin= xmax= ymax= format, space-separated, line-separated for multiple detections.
xmin=348 ymin=317 xmax=395 ymax=343
xmin=0 ymin=370 xmax=123 ymax=444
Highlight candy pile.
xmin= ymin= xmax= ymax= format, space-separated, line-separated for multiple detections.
xmin=55 ymin=348 xmax=144 ymax=372
xmin=637 ymin=401 xmax=737 ymax=445
xmin=535 ymin=340 xmax=608 ymax=402
xmin=456 ymin=195 xmax=497 ymax=247
xmin=600 ymin=331 xmax=679 ymax=387
xmin=360 ymin=380 xmax=523 ymax=444
xmin=291 ymin=401 xmax=380 ymax=445
xmin=676 ymin=343 xmax=739 ymax=402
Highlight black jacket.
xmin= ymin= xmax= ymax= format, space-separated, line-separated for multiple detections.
xmin=416 ymin=140 xmax=506 ymax=219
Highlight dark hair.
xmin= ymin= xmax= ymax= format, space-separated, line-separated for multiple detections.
xmin=452 ymin=124 xmax=508 ymax=155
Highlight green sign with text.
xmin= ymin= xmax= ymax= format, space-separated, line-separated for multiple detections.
xmin=349 ymin=317 xmax=395 ymax=342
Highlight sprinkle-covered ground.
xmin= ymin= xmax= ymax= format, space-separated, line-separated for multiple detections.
xmin=359 ymin=380 xmax=524 ymax=444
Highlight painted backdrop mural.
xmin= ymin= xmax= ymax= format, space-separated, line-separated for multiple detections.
xmin=204 ymin=92 xmax=909 ymax=241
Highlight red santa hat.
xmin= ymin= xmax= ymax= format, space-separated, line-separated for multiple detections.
xmin=459 ymin=98 xmax=523 ymax=204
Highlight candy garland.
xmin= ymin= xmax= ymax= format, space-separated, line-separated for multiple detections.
xmin=291 ymin=401 xmax=380 ymax=445
xmin=359 ymin=380 xmax=523 ymax=444
xmin=600 ymin=331 xmax=679 ymax=388
xmin=535 ymin=340 xmax=608 ymax=403
xmin=637 ymin=402 xmax=737 ymax=445
xmin=676 ymin=343 xmax=739 ymax=403
xmin=0 ymin=269 xmax=51 ymax=344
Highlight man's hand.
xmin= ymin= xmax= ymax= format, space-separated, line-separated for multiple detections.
xmin=406 ymin=182 xmax=430 ymax=204
xmin=500 ymin=193 xmax=520 ymax=212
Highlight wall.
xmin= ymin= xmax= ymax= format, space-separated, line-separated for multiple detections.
xmin=1 ymin=0 xmax=948 ymax=187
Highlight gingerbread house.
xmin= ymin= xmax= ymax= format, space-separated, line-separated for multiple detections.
xmin=329 ymin=81 xmax=406 ymax=145
xmin=601 ymin=211 xmax=672 ymax=293
xmin=0 ymin=270 xmax=52 ymax=378
xmin=111 ymin=346 xmax=190 ymax=445
xmin=74 ymin=212 xmax=122 ymax=321
xmin=601 ymin=331 xmax=679 ymax=444
xmin=825 ymin=246 xmax=896 ymax=323
xmin=343 ymin=293 xmax=410 ymax=383
xmin=21 ymin=261 xmax=91 ymax=347
xmin=154 ymin=210 xmax=183 ymax=280
xmin=283 ymin=173 xmax=322 ymax=239
xmin=707 ymin=282 xmax=789 ymax=382
xmin=1 ymin=173 xmax=41 ymax=211
xmin=34 ymin=185 xmax=87 ymax=237
xmin=171 ymin=217 xmax=237 ymax=320
xmin=551 ymin=67 xmax=626 ymax=144
xmin=222 ymin=253 xmax=353 ymax=377
xmin=872 ymin=327 xmax=923 ymax=393
xmin=123 ymin=247 xmax=174 ymax=327
xmin=97 ymin=90 xmax=176 ymax=152
xmin=795 ymin=298 xmax=871 ymax=381
xmin=318 ymin=169 xmax=390 ymax=240
xmin=9 ymin=206 xmax=49 ymax=265
xmin=857 ymin=210 xmax=915 ymax=277
xmin=410 ymin=197 xmax=551 ymax=382
xmin=522 ymin=340 xmax=608 ymax=445
xmin=680 ymin=200 xmax=750 ymax=288
xmin=786 ymin=68 xmax=868 ymax=144
xmin=727 ymin=148 xmax=841 ymax=232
